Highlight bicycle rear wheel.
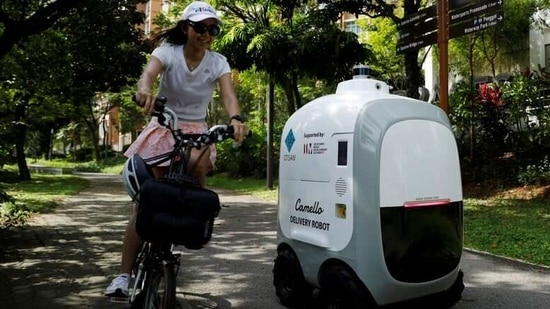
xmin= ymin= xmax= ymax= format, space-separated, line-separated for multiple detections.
xmin=142 ymin=262 xmax=176 ymax=309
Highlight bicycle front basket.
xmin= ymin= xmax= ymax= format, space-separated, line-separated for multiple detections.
xmin=136 ymin=178 xmax=221 ymax=249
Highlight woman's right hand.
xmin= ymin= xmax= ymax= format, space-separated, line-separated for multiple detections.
xmin=135 ymin=89 xmax=156 ymax=115
xmin=135 ymin=57 xmax=163 ymax=115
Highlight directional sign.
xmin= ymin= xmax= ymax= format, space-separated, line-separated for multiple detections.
xmin=397 ymin=31 xmax=437 ymax=54
xmin=450 ymin=11 xmax=504 ymax=38
xmin=397 ymin=5 xmax=438 ymax=54
xmin=449 ymin=0 xmax=504 ymax=25
xmin=448 ymin=0 xmax=504 ymax=39
xmin=398 ymin=17 xmax=437 ymax=42
xmin=397 ymin=5 xmax=437 ymax=29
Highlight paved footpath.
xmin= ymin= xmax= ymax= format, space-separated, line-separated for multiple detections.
xmin=0 ymin=173 xmax=134 ymax=308
xmin=1 ymin=173 xmax=549 ymax=309
xmin=0 ymin=173 xmax=283 ymax=309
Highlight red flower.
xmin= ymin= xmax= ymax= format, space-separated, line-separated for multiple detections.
xmin=478 ymin=83 xmax=504 ymax=107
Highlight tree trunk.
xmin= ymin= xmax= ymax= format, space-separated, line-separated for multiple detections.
xmin=281 ymin=79 xmax=296 ymax=115
xmin=14 ymin=101 xmax=30 ymax=180
xmin=83 ymin=118 xmax=101 ymax=162
xmin=38 ymin=125 xmax=53 ymax=160
xmin=101 ymin=114 xmax=109 ymax=159
xmin=291 ymin=74 xmax=302 ymax=110
xmin=83 ymin=97 xmax=101 ymax=162
xmin=404 ymin=50 xmax=423 ymax=99
xmin=403 ymin=0 xmax=423 ymax=99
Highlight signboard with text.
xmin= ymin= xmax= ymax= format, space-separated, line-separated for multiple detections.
xmin=397 ymin=5 xmax=437 ymax=54
xmin=450 ymin=11 xmax=504 ymax=38
xmin=449 ymin=0 xmax=504 ymax=39
xmin=397 ymin=31 xmax=437 ymax=54
xmin=395 ymin=0 xmax=504 ymax=53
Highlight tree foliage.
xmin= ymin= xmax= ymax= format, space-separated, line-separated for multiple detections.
xmin=0 ymin=0 xmax=74 ymax=57
xmin=326 ymin=0 xmax=427 ymax=98
xmin=359 ymin=16 xmax=406 ymax=89
xmin=0 ymin=0 xmax=148 ymax=180
xmin=212 ymin=0 xmax=372 ymax=114
xmin=446 ymin=0 xmax=550 ymax=185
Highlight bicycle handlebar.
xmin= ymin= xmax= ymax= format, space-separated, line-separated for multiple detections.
xmin=131 ymin=95 xmax=251 ymax=148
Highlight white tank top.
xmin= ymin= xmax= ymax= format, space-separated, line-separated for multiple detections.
xmin=152 ymin=43 xmax=231 ymax=120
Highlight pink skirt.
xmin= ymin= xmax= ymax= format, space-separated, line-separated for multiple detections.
xmin=124 ymin=118 xmax=217 ymax=167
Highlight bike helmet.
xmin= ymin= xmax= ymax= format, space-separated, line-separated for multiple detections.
xmin=122 ymin=154 xmax=154 ymax=202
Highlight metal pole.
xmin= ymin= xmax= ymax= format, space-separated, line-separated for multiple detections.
xmin=438 ymin=0 xmax=449 ymax=114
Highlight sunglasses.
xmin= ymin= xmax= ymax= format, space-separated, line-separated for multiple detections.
xmin=187 ymin=21 xmax=221 ymax=36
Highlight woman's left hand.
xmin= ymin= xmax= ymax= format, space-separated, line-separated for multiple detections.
xmin=230 ymin=119 xmax=250 ymax=144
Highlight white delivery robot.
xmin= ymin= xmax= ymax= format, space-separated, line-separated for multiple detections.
xmin=273 ymin=69 xmax=464 ymax=308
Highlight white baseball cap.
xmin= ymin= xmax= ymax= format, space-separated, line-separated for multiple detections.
xmin=181 ymin=1 xmax=222 ymax=24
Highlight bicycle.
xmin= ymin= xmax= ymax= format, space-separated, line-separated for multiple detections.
xmin=111 ymin=95 xmax=246 ymax=308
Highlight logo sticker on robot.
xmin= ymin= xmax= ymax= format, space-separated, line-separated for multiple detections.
xmin=285 ymin=129 xmax=295 ymax=152
xmin=303 ymin=142 xmax=327 ymax=155
xmin=302 ymin=131 xmax=328 ymax=155
xmin=283 ymin=129 xmax=297 ymax=161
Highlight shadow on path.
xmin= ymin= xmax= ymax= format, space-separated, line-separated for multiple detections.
xmin=0 ymin=173 xmax=286 ymax=309
xmin=0 ymin=173 xmax=131 ymax=309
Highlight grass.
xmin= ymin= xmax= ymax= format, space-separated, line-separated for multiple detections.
xmin=0 ymin=171 xmax=88 ymax=228
xmin=206 ymin=172 xmax=278 ymax=202
xmin=1 ymin=160 xmax=549 ymax=267
xmin=27 ymin=157 xmax=126 ymax=175
xmin=5 ymin=174 xmax=88 ymax=211
xmin=464 ymin=197 xmax=550 ymax=266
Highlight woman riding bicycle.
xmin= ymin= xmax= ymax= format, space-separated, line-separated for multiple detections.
xmin=105 ymin=1 xmax=249 ymax=298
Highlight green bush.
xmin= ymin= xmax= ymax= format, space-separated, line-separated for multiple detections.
xmin=518 ymin=156 xmax=550 ymax=185
xmin=214 ymin=113 xmax=283 ymax=178
xmin=451 ymin=74 xmax=550 ymax=185
xmin=0 ymin=182 xmax=14 ymax=203
xmin=72 ymin=148 xmax=93 ymax=162
xmin=0 ymin=201 xmax=30 ymax=229
xmin=74 ymin=162 xmax=102 ymax=173
xmin=51 ymin=153 xmax=68 ymax=160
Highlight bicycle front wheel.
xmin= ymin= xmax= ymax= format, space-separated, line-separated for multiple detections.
xmin=142 ymin=262 xmax=176 ymax=309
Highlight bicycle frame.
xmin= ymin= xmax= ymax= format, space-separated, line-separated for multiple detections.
xmin=126 ymin=98 xmax=237 ymax=308
xmin=130 ymin=241 xmax=180 ymax=306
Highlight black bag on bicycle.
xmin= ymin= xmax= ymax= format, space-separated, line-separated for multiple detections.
xmin=136 ymin=178 xmax=221 ymax=249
